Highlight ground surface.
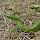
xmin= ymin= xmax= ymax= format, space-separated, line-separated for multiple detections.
xmin=0 ymin=0 xmax=40 ymax=40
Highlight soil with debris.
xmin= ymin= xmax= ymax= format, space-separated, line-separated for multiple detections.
xmin=0 ymin=0 xmax=40 ymax=40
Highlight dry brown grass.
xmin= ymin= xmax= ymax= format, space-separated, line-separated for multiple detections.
xmin=0 ymin=0 xmax=40 ymax=40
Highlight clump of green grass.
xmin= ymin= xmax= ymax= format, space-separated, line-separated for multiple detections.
xmin=7 ymin=24 xmax=14 ymax=37
xmin=7 ymin=24 xmax=19 ymax=38
xmin=13 ymin=9 xmax=23 ymax=14
xmin=5 ymin=7 xmax=23 ymax=14
xmin=6 ymin=20 xmax=19 ymax=37
xmin=32 ymin=6 xmax=40 ymax=12
xmin=21 ymin=9 xmax=35 ymax=19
